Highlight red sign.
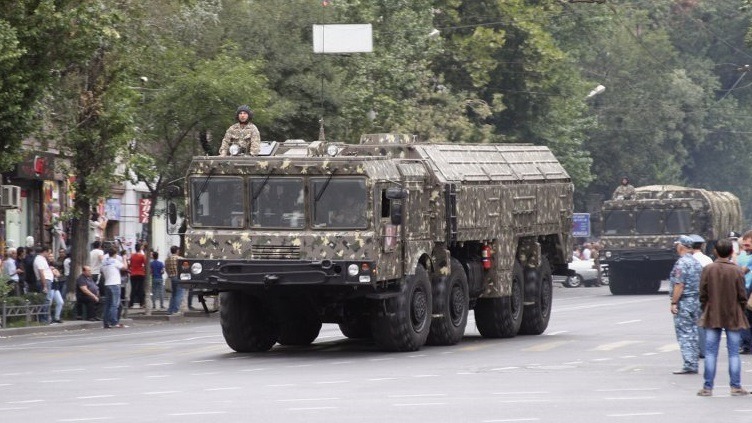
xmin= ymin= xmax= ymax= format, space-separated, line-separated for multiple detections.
xmin=139 ymin=198 xmax=152 ymax=223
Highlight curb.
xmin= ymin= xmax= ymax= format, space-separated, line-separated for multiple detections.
xmin=0 ymin=311 xmax=218 ymax=337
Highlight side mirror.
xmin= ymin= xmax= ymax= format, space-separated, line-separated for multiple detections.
xmin=390 ymin=201 xmax=403 ymax=226
xmin=386 ymin=187 xmax=408 ymax=200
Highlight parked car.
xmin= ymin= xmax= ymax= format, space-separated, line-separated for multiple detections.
xmin=562 ymin=259 xmax=609 ymax=288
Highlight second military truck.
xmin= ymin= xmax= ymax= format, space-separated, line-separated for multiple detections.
xmin=175 ymin=134 xmax=574 ymax=352
xmin=600 ymin=185 xmax=742 ymax=295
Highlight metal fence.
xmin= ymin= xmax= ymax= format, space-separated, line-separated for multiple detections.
xmin=1 ymin=301 xmax=47 ymax=328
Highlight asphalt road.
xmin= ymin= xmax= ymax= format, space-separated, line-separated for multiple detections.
xmin=2 ymin=281 xmax=751 ymax=423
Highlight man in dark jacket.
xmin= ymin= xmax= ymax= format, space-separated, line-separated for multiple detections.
xmin=697 ymin=239 xmax=749 ymax=397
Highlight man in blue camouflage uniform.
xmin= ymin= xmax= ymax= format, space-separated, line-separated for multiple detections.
xmin=669 ymin=235 xmax=703 ymax=374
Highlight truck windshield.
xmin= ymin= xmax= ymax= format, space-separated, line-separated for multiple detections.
xmin=250 ymin=177 xmax=304 ymax=228
xmin=312 ymin=178 xmax=367 ymax=229
xmin=191 ymin=177 xmax=245 ymax=228
xmin=635 ymin=209 xmax=662 ymax=234
xmin=603 ymin=210 xmax=631 ymax=235
xmin=665 ymin=208 xmax=692 ymax=233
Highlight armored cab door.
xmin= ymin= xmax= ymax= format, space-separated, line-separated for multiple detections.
xmin=397 ymin=162 xmax=432 ymax=273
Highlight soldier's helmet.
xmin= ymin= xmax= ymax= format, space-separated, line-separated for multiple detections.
xmin=236 ymin=105 xmax=254 ymax=122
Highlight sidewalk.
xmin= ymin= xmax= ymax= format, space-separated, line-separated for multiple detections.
xmin=0 ymin=305 xmax=218 ymax=337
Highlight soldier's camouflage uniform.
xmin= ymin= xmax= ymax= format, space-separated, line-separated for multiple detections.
xmin=669 ymin=253 xmax=702 ymax=372
xmin=218 ymin=123 xmax=261 ymax=156
xmin=611 ymin=183 xmax=635 ymax=200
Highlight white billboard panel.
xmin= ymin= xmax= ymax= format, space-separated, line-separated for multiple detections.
xmin=313 ymin=24 xmax=373 ymax=54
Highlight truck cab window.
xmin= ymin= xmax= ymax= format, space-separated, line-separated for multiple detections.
xmin=665 ymin=208 xmax=691 ymax=233
xmin=250 ymin=177 xmax=304 ymax=228
xmin=312 ymin=178 xmax=367 ymax=228
xmin=603 ymin=210 xmax=631 ymax=235
xmin=190 ymin=177 xmax=244 ymax=228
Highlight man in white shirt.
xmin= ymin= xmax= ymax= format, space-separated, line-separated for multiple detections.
xmin=3 ymin=248 xmax=21 ymax=295
xmin=89 ymin=241 xmax=105 ymax=288
xmin=34 ymin=247 xmax=63 ymax=324
xmin=101 ymin=248 xmax=126 ymax=329
xmin=690 ymin=234 xmax=713 ymax=359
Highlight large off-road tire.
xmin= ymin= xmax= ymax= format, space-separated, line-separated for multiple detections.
xmin=427 ymin=258 xmax=469 ymax=346
xmin=475 ymin=262 xmax=524 ymax=338
xmin=608 ymin=265 xmax=631 ymax=295
xmin=339 ymin=318 xmax=372 ymax=339
xmin=220 ymin=291 xmax=278 ymax=352
xmin=371 ymin=266 xmax=433 ymax=352
xmin=518 ymin=257 xmax=553 ymax=335
xmin=277 ymin=299 xmax=322 ymax=346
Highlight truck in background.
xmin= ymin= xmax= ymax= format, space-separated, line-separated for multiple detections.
xmin=599 ymin=185 xmax=742 ymax=294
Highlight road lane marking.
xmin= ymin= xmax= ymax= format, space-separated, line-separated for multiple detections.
xmin=288 ymin=407 xmax=337 ymax=411
xmin=82 ymin=403 xmax=129 ymax=407
xmin=607 ymin=412 xmax=663 ymax=417
xmin=205 ymin=387 xmax=241 ymax=391
xmin=53 ymin=368 xmax=86 ymax=373
xmin=490 ymin=367 xmax=520 ymax=371
xmin=7 ymin=399 xmax=44 ymax=404
xmin=146 ymin=362 xmax=174 ymax=366
xmin=58 ymin=418 xmax=113 ymax=422
xmin=190 ymin=359 xmax=216 ymax=363
xmin=76 ymin=395 xmax=115 ymax=399
xmin=367 ymin=378 xmax=397 ymax=381
xmin=40 ymin=379 xmax=73 ymax=383
xmin=616 ymin=320 xmax=641 ymax=325
xmin=0 ymin=407 xmax=28 ymax=411
xmin=331 ymin=361 xmax=353 ymax=365
xmin=142 ymin=391 xmax=180 ymax=395
xmin=522 ymin=341 xmax=572 ymax=352
xmin=595 ymin=388 xmax=659 ymax=392
xmin=190 ymin=372 xmax=219 ymax=376
xmin=545 ymin=331 xmax=568 ymax=336
xmin=146 ymin=375 xmax=169 ymax=379
xmin=277 ymin=398 xmax=340 ymax=402
xmin=101 ymin=366 xmax=130 ymax=369
xmin=393 ymin=403 xmax=446 ymax=407
xmin=604 ymin=397 xmax=656 ymax=400
xmin=493 ymin=391 xmax=549 ymax=395
xmin=267 ymin=384 xmax=297 ymax=387
xmin=412 ymin=374 xmax=439 ymax=378
xmin=482 ymin=419 xmax=539 ymax=422
xmin=657 ymin=344 xmax=679 ymax=352
xmin=388 ymin=394 xmax=447 ymax=398
xmin=240 ymin=368 xmax=266 ymax=372
xmin=315 ymin=381 xmax=349 ymax=384
xmin=591 ymin=341 xmax=642 ymax=351
xmin=94 ymin=378 xmax=121 ymax=381
xmin=168 ymin=412 xmax=228 ymax=416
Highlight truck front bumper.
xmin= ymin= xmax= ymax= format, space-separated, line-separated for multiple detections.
xmin=176 ymin=258 xmax=376 ymax=290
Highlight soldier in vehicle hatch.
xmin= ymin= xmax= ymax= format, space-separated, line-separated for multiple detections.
xmin=611 ymin=176 xmax=635 ymax=200
xmin=218 ymin=105 xmax=261 ymax=156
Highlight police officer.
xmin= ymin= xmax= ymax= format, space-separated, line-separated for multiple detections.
xmin=669 ymin=235 xmax=703 ymax=374
xmin=218 ymin=105 xmax=261 ymax=156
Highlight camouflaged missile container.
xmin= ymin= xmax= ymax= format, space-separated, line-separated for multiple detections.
xmin=600 ymin=185 xmax=742 ymax=295
xmin=176 ymin=134 xmax=573 ymax=352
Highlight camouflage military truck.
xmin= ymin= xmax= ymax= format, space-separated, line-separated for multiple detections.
xmin=173 ymin=134 xmax=574 ymax=352
xmin=599 ymin=185 xmax=742 ymax=295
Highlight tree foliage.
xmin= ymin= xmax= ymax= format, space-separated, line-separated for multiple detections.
xmin=6 ymin=0 xmax=752 ymax=231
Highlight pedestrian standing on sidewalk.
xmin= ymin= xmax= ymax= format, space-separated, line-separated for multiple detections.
xmin=102 ymin=248 xmax=126 ymax=329
xmin=15 ymin=247 xmax=27 ymax=294
xmin=3 ymin=248 xmax=22 ymax=296
xmin=150 ymin=251 xmax=166 ymax=310
xmin=34 ymin=246 xmax=63 ymax=324
xmin=89 ymin=241 xmax=105 ymax=292
xmin=166 ymin=246 xmax=183 ymax=315
xmin=128 ymin=244 xmax=146 ymax=308
xmin=669 ymin=235 xmax=703 ymax=375
xmin=697 ymin=239 xmax=749 ymax=397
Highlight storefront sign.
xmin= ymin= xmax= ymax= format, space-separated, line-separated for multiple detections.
xmin=139 ymin=198 xmax=151 ymax=223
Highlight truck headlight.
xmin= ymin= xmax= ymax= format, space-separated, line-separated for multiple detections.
xmin=229 ymin=144 xmax=241 ymax=156
xmin=347 ymin=264 xmax=359 ymax=276
xmin=326 ymin=145 xmax=339 ymax=157
xmin=191 ymin=263 xmax=203 ymax=274
xmin=605 ymin=251 xmax=612 ymax=258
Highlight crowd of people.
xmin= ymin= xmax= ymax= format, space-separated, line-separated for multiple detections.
xmin=2 ymin=239 xmax=186 ymax=328
xmin=669 ymin=231 xmax=752 ymax=397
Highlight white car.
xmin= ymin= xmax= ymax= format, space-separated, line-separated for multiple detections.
xmin=562 ymin=259 xmax=608 ymax=288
